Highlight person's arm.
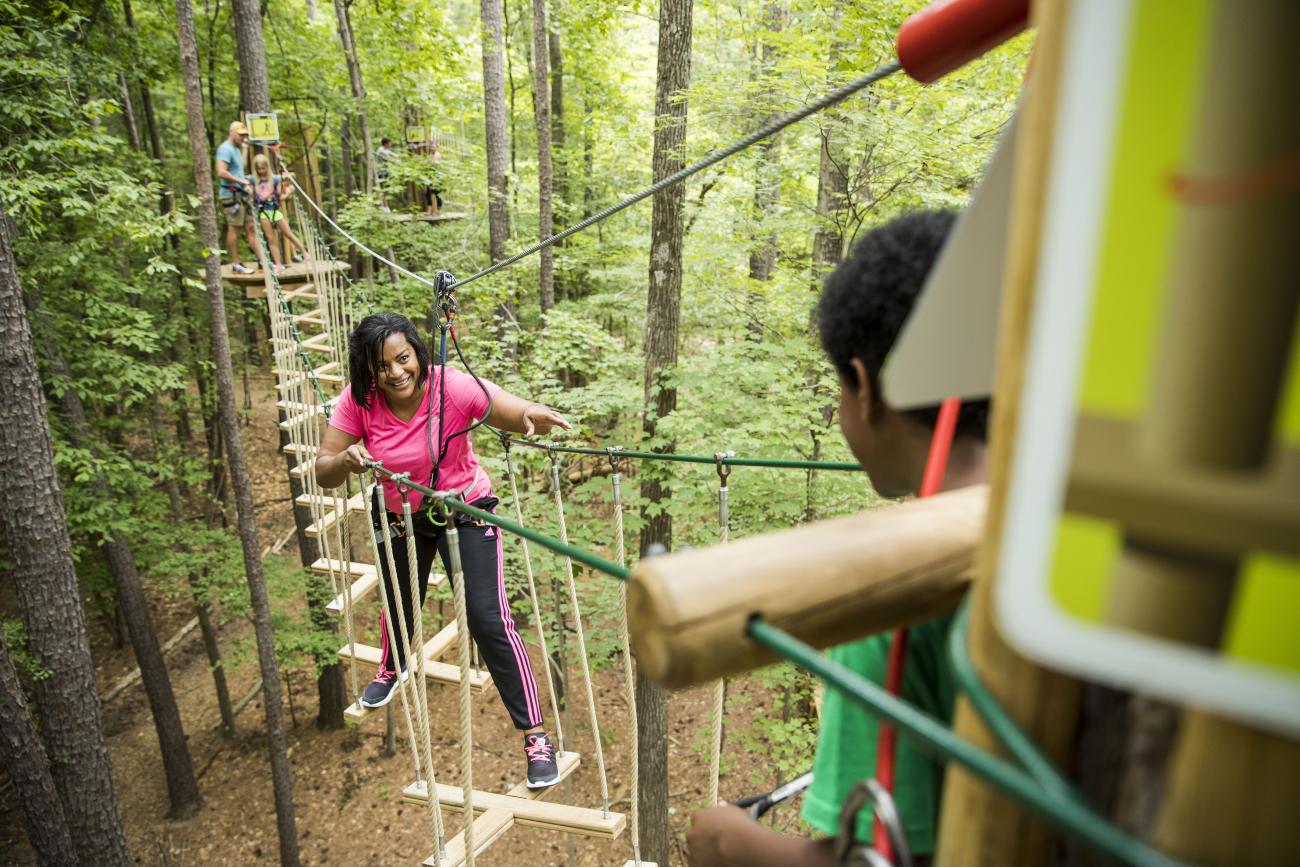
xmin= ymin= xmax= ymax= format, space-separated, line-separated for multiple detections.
xmin=215 ymin=158 xmax=251 ymax=191
xmin=485 ymin=389 xmax=570 ymax=437
xmin=687 ymin=805 xmax=839 ymax=867
xmin=314 ymin=424 xmax=371 ymax=489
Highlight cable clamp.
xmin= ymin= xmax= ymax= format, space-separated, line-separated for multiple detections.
xmin=435 ymin=270 xmax=459 ymax=321
xmin=606 ymin=445 xmax=624 ymax=476
xmin=714 ymin=451 xmax=735 ymax=485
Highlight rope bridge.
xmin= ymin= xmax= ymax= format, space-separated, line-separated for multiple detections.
xmin=231 ymin=5 xmax=1194 ymax=858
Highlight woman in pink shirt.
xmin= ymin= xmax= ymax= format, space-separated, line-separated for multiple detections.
xmin=315 ymin=312 xmax=568 ymax=788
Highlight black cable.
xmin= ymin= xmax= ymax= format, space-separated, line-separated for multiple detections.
xmin=450 ymin=61 xmax=900 ymax=290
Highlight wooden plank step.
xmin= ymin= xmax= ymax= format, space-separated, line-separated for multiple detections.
xmin=338 ymin=643 xmax=493 ymax=692
xmin=420 ymin=753 xmax=585 ymax=866
xmin=424 ymin=809 xmax=514 ymax=867
xmin=305 ymin=503 xmax=354 ymax=538
xmin=403 ymin=769 xmax=623 ymax=838
xmin=279 ymin=406 xmax=328 ymax=432
xmin=275 ymin=371 xmax=343 ymax=390
xmin=282 ymin=442 xmax=319 ymax=457
xmin=301 ymin=332 xmax=334 ymax=352
xmin=296 ymin=489 xmax=365 ymax=514
xmin=291 ymin=309 xmax=325 ymax=325
xmin=314 ymin=559 xmax=446 ymax=615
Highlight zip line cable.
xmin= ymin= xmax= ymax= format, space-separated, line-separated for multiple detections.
xmin=277 ymin=61 xmax=900 ymax=294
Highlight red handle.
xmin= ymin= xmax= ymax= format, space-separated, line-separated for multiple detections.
xmin=896 ymin=0 xmax=1030 ymax=84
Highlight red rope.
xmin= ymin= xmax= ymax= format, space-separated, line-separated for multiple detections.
xmin=873 ymin=396 xmax=962 ymax=860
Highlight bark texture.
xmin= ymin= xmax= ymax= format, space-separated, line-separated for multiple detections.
xmin=479 ymin=0 xmax=517 ymax=351
xmin=175 ymin=1 xmax=301 ymax=862
xmin=0 ymin=626 xmax=79 ymax=865
xmin=332 ymin=0 xmax=375 ymax=191
xmin=531 ymin=0 xmax=555 ymax=313
xmin=0 ymin=213 xmax=130 ymax=866
xmin=230 ymin=0 xmax=271 ymax=113
xmin=636 ymin=0 xmax=693 ymax=861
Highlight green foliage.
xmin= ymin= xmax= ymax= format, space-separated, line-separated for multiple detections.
xmin=2 ymin=619 xmax=51 ymax=683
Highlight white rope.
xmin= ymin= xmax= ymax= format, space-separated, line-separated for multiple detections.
xmin=372 ymin=479 xmax=445 ymax=860
xmin=609 ymin=460 xmax=642 ymax=865
xmin=277 ymin=164 xmax=442 ymax=292
xmin=445 ymin=517 xmax=475 ymax=866
xmin=548 ymin=454 xmax=610 ymax=814
xmin=708 ymin=480 xmax=729 ymax=806
xmin=502 ymin=445 xmax=565 ymax=751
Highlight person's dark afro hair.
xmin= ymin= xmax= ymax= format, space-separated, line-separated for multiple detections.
xmin=817 ymin=210 xmax=989 ymax=442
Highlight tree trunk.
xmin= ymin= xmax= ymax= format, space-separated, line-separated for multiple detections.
xmin=332 ymin=0 xmax=375 ymax=192
xmin=548 ymin=27 xmax=569 ymax=300
xmin=230 ymin=0 xmax=271 ymax=114
xmin=745 ymin=2 xmax=787 ymax=338
xmin=636 ymin=0 xmax=693 ymax=861
xmin=480 ymin=0 xmax=517 ymax=356
xmin=0 ymin=213 xmax=130 ymax=866
xmin=175 ymin=2 xmax=302 ymax=863
xmin=118 ymin=73 xmax=141 ymax=150
xmin=18 ymin=282 xmax=203 ymax=819
xmin=0 ymin=626 xmax=79 ymax=865
xmin=531 ymin=0 xmax=555 ymax=314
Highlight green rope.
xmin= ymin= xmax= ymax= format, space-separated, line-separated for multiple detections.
xmin=364 ymin=463 xmax=631 ymax=580
xmin=949 ymin=599 xmax=1080 ymax=804
xmin=746 ymin=619 xmax=1186 ymax=867
xmin=490 ymin=431 xmax=861 ymax=473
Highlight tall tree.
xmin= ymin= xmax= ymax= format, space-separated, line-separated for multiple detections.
xmin=531 ymin=0 xmax=555 ymax=313
xmin=332 ymin=0 xmax=376 ymax=192
xmin=0 ymin=599 xmax=79 ymax=864
xmin=21 ymin=295 xmax=202 ymax=819
xmin=230 ymin=0 xmax=271 ymax=114
xmin=480 ymin=0 xmax=516 ymax=353
xmin=637 ymin=0 xmax=693 ymax=861
xmin=746 ymin=2 xmax=787 ymax=296
xmin=0 ymin=213 xmax=131 ymax=867
xmin=175 ymin=0 xmax=302 ymax=862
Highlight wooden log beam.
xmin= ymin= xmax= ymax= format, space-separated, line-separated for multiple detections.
xmin=628 ymin=485 xmax=987 ymax=688
xmin=337 ymin=641 xmax=492 ymax=692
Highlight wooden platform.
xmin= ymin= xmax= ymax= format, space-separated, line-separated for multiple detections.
xmin=221 ymin=259 xmax=349 ymax=297
xmin=386 ymin=211 xmax=468 ymax=224
xmin=302 ymin=489 xmax=366 ymax=537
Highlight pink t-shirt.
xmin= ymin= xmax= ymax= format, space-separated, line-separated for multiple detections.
xmin=329 ymin=365 xmax=499 ymax=513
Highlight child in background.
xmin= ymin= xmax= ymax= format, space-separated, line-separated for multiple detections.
xmin=249 ymin=153 xmax=309 ymax=270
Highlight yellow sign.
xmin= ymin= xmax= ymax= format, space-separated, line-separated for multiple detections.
xmin=405 ymin=124 xmax=427 ymax=145
xmin=247 ymin=113 xmax=280 ymax=143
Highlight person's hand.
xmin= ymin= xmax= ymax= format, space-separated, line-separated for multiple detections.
xmin=523 ymin=403 xmax=570 ymax=437
xmin=341 ymin=443 xmax=374 ymax=474
xmin=686 ymin=805 xmax=756 ymax=867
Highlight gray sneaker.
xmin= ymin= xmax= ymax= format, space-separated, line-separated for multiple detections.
xmin=524 ymin=732 xmax=559 ymax=788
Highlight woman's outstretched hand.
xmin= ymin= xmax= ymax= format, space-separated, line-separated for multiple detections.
xmin=523 ymin=403 xmax=571 ymax=437
xmin=341 ymin=442 xmax=374 ymax=474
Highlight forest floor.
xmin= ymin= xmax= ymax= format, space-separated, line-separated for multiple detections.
xmin=0 ymin=313 xmax=812 ymax=866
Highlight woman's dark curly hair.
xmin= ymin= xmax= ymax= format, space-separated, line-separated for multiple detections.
xmin=816 ymin=210 xmax=990 ymax=442
xmin=348 ymin=312 xmax=431 ymax=409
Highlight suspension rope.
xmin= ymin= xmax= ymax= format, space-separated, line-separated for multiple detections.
xmin=492 ymin=433 xmax=860 ymax=472
xmin=607 ymin=448 xmax=642 ymax=865
xmin=707 ymin=451 xmax=733 ymax=806
xmin=443 ymin=504 xmax=476 ymax=866
xmin=276 ymin=62 xmax=898 ymax=295
xmin=500 ymin=440 xmax=565 ymax=751
xmin=450 ymin=62 xmax=900 ymax=289
xmin=374 ymin=475 xmax=446 ymax=861
xmin=547 ymin=450 xmax=611 ymax=814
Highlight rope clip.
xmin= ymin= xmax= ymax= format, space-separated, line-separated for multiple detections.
xmin=425 ymin=492 xmax=449 ymax=528
xmin=835 ymin=779 xmax=911 ymax=867
xmin=435 ymin=270 xmax=459 ymax=321
xmin=714 ymin=451 xmax=735 ymax=485
xmin=606 ymin=446 xmax=624 ymax=476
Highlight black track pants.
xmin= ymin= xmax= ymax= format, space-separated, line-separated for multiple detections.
xmin=372 ymin=496 xmax=543 ymax=730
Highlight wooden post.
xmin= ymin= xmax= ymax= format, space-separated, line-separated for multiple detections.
xmin=1139 ymin=4 xmax=1300 ymax=863
xmin=628 ymin=485 xmax=987 ymax=688
xmin=933 ymin=1 xmax=1086 ymax=864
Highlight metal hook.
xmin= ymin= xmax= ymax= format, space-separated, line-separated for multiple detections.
xmin=606 ymin=445 xmax=624 ymax=476
xmin=834 ymin=779 xmax=912 ymax=867
xmin=714 ymin=450 xmax=735 ymax=485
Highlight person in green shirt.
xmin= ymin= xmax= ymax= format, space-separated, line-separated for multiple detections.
xmin=687 ymin=210 xmax=989 ymax=866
